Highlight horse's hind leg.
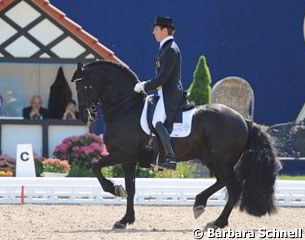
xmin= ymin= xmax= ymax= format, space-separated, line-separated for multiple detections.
xmin=205 ymin=170 xmax=241 ymax=230
xmin=113 ymin=163 xmax=136 ymax=229
xmin=193 ymin=178 xmax=224 ymax=219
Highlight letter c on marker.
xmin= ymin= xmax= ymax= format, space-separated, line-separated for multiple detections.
xmin=21 ymin=152 xmax=29 ymax=161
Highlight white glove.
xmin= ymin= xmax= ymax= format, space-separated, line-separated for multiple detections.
xmin=134 ymin=82 xmax=146 ymax=93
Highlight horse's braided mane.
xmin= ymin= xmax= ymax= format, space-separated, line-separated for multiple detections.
xmin=85 ymin=60 xmax=139 ymax=84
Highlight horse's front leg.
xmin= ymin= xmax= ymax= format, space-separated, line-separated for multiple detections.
xmin=113 ymin=163 xmax=137 ymax=229
xmin=92 ymin=152 xmax=132 ymax=197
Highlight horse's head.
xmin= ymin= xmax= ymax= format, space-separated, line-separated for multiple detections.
xmin=72 ymin=61 xmax=141 ymax=125
xmin=72 ymin=62 xmax=99 ymax=124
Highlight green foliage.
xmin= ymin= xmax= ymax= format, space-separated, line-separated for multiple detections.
xmin=34 ymin=158 xmax=43 ymax=176
xmin=68 ymin=164 xmax=94 ymax=177
xmin=150 ymin=162 xmax=199 ymax=178
xmin=188 ymin=55 xmax=212 ymax=105
xmin=102 ymin=165 xmax=124 ymax=178
xmin=101 ymin=162 xmax=200 ymax=178
xmin=277 ymin=175 xmax=305 ymax=180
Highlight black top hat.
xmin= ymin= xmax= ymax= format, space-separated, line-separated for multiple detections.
xmin=153 ymin=16 xmax=175 ymax=29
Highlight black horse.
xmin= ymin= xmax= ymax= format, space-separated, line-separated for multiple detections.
xmin=72 ymin=60 xmax=281 ymax=230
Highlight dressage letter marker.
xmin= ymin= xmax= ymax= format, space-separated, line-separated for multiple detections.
xmin=16 ymin=144 xmax=36 ymax=177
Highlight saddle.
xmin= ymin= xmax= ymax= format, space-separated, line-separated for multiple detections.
xmin=146 ymin=91 xmax=195 ymax=133
xmin=139 ymin=92 xmax=195 ymax=168
xmin=139 ymin=92 xmax=195 ymax=169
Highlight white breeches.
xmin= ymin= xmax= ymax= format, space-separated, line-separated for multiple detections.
xmin=152 ymin=88 xmax=167 ymax=127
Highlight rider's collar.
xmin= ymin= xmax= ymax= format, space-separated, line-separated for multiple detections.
xmin=159 ymin=36 xmax=174 ymax=49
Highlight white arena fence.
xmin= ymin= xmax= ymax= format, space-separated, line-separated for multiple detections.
xmin=0 ymin=178 xmax=305 ymax=207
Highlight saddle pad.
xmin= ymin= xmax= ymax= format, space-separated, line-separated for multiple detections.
xmin=140 ymin=96 xmax=195 ymax=138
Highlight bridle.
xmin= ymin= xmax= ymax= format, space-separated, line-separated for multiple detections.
xmin=76 ymin=77 xmax=139 ymax=126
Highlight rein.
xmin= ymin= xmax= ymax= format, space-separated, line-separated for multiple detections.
xmin=100 ymin=91 xmax=137 ymax=116
xmin=86 ymin=91 xmax=140 ymax=126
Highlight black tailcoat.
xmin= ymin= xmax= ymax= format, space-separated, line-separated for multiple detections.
xmin=144 ymin=39 xmax=183 ymax=130
xmin=48 ymin=67 xmax=72 ymax=119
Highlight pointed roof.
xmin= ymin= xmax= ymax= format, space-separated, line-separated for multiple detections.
xmin=0 ymin=0 xmax=126 ymax=66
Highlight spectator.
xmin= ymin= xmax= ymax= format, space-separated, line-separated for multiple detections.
xmin=23 ymin=95 xmax=48 ymax=120
xmin=0 ymin=94 xmax=3 ymax=116
xmin=62 ymin=100 xmax=79 ymax=120
xmin=3 ymin=91 xmax=23 ymax=117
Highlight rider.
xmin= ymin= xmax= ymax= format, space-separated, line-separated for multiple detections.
xmin=134 ymin=16 xmax=183 ymax=170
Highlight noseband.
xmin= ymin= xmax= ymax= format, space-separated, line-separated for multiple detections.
xmin=74 ymin=76 xmax=97 ymax=126
xmin=83 ymin=85 xmax=97 ymax=125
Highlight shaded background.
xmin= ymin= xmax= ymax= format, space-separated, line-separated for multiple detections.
xmin=51 ymin=0 xmax=305 ymax=125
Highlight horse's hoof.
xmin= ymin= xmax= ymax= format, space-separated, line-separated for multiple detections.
xmin=193 ymin=205 xmax=205 ymax=219
xmin=112 ymin=221 xmax=126 ymax=230
xmin=204 ymin=222 xmax=219 ymax=231
xmin=114 ymin=185 xmax=128 ymax=198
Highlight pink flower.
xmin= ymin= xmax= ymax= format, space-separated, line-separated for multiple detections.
xmin=90 ymin=143 xmax=105 ymax=154
xmin=53 ymin=133 xmax=106 ymax=163
xmin=83 ymin=146 xmax=91 ymax=155
xmin=72 ymin=146 xmax=80 ymax=152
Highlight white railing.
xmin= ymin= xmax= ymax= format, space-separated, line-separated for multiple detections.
xmin=0 ymin=178 xmax=304 ymax=207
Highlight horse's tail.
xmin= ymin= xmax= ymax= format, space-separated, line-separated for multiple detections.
xmin=235 ymin=120 xmax=282 ymax=217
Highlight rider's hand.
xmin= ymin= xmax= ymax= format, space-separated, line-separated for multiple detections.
xmin=134 ymin=82 xmax=146 ymax=93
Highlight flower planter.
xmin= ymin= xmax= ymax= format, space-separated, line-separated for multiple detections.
xmin=0 ymin=169 xmax=14 ymax=177
xmin=41 ymin=172 xmax=68 ymax=177
xmin=41 ymin=158 xmax=70 ymax=177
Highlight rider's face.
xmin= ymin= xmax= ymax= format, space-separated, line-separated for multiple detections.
xmin=153 ymin=26 xmax=168 ymax=42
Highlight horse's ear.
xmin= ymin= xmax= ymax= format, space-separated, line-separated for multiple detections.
xmin=77 ymin=62 xmax=83 ymax=71
xmin=71 ymin=62 xmax=83 ymax=82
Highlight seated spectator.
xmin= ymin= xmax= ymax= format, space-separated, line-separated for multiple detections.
xmin=23 ymin=95 xmax=48 ymax=120
xmin=0 ymin=95 xmax=3 ymax=116
xmin=4 ymin=91 xmax=23 ymax=117
xmin=62 ymin=100 xmax=79 ymax=120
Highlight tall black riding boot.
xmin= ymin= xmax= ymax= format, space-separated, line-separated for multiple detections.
xmin=154 ymin=122 xmax=177 ymax=170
